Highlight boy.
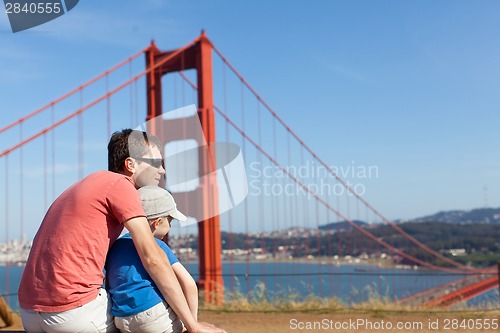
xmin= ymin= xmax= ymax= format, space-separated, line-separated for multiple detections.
xmin=106 ymin=186 xmax=199 ymax=333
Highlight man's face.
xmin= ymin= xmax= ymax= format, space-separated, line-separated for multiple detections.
xmin=132 ymin=145 xmax=166 ymax=188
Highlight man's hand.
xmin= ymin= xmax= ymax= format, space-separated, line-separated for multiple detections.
xmin=188 ymin=321 xmax=227 ymax=333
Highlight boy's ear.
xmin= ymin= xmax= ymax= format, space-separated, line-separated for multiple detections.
xmin=150 ymin=217 xmax=162 ymax=230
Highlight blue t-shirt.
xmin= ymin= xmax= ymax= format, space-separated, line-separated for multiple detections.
xmin=105 ymin=233 xmax=179 ymax=317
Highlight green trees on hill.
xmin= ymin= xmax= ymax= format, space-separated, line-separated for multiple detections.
xmin=179 ymin=222 xmax=499 ymax=268
xmin=214 ymin=222 xmax=500 ymax=268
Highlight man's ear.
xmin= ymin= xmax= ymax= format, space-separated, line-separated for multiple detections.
xmin=124 ymin=157 xmax=135 ymax=173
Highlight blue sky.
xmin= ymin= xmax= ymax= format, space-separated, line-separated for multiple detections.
xmin=1 ymin=1 xmax=500 ymax=238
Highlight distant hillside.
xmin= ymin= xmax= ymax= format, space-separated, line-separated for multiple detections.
xmin=410 ymin=207 xmax=500 ymax=224
xmin=319 ymin=220 xmax=367 ymax=231
xmin=214 ymin=220 xmax=500 ymax=268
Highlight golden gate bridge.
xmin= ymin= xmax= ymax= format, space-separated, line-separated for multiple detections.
xmin=0 ymin=32 xmax=498 ymax=310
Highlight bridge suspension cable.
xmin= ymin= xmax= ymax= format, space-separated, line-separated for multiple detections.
xmin=176 ymin=46 xmax=484 ymax=274
xmin=206 ymin=42 xmax=486 ymax=274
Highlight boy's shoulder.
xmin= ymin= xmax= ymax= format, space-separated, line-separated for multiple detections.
xmin=115 ymin=234 xmax=165 ymax=249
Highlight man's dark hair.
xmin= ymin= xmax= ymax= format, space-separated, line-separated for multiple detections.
xmin=108 ymin=129 xmax=161 ymax=173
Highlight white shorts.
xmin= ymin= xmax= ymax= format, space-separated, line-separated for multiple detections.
xmin=20 ymin=288 xmax=118 ymax=333
xmin=114 ymin=301 xmax=183 ymax=333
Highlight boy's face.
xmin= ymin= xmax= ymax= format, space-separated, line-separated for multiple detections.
xmin=152 ymin=216 xmax=173 ymax=239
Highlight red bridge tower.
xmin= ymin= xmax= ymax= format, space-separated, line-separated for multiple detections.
xmin=145 ymin=31 xmax=223 ymax=305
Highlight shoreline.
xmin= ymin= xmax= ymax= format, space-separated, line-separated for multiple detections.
xmin=0 ymin=258 xmax=435 ymax=271
xmin=178 ymin=257 xmax=424 ymax=271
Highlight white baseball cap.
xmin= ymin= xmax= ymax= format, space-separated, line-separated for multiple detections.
xmin=138 ymin=186 xmax=187 ymax=222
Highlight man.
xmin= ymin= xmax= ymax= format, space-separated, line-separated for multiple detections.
xmin=18 ymin=129 xmax=226 ymax=333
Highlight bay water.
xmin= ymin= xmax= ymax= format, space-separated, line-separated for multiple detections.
xmin=1 ymin=262 xmax=495 ymax=312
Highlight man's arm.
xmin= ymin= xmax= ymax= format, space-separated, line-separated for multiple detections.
xmin=172 ymin=262 xmax=199 ymax=321
xmin=124 ymin=217 xmax=225 ymax=333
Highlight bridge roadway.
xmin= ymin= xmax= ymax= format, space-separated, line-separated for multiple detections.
xmin=397 ymin=273 xmax=498 ymax=308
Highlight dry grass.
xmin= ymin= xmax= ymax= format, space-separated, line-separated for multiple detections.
xmin=3 ymin=283 xmax=498 ymax=333
xmin=201 ymin=281 xmax=499 ymax=314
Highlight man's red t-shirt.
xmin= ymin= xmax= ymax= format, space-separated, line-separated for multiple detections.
xmin=18 ymin=171 xmax=145 ymax=312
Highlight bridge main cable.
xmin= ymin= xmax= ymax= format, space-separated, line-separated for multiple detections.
xmin=208 ymin=42 xmax=480 ymax=273
xmin=0 ymin=48 xmax=148 ymax=135
xmin=213 ymin=103 xmax=479 ymax=274
xmin=175 ymin=69 xmax=481 ymax=273
xmin=0 ymin=35 xmax=203 ymax=158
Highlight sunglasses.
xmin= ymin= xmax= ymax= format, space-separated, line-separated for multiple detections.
xmin=134 ymin=157 xmax=163 ymax=168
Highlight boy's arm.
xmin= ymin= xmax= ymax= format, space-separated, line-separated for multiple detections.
xmin=124 ymin=217 xmax=225 ymax=333
xmin=172 ymin=262 xmax=199 ymax=321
